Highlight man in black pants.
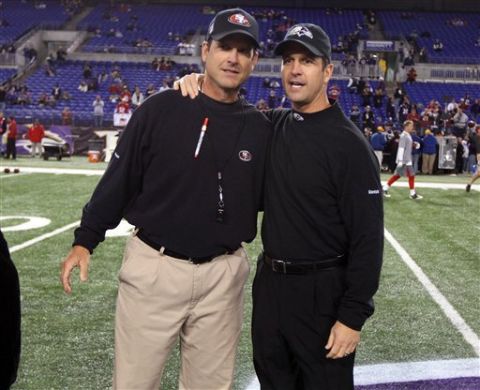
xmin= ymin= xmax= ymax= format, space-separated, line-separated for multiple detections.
xmin=176 ymin=22 xmax=383 ymax=390
xmin=253 ymin=24 xmax=383 ymax=389
xmin=0 ymin=230 xmax=21 ymax=390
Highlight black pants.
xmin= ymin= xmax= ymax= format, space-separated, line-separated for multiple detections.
xmin=0 ymin=230 xmax=21 ymax=389
xmin=252 ymin=256 xmax=354 ymax=390
xmin=5 ymin=139 xmax=16 ymax=159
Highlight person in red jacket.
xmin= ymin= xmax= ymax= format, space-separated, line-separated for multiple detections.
xmin=5 ymin=117 xmax=17 ymax=160
xmin=28 ymin=119 xmax=45 ymax=157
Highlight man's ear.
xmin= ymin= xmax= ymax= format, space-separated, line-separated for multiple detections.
xmin=201 ymin=41 xmax=209 ymax=64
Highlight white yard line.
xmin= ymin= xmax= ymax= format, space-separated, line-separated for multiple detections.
xmin=1 ymin=167 xmax=479 ymax=191
xmin=381 ymin=180 xmax=479 ymax=191
xmin=385 ymin=229 xmax=480 ymax=357
xmin=245 ymin=358 xmax=479 ymax=389
xmin=10 ymin=221 xmax=80 ymax=253
xmin=0 ymin=172 xmax=31 ymax=179
xmin=0 ymin=166 xmax=104 ymax=176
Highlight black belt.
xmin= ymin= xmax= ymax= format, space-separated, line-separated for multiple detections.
xmin=136 ymin=230 xmax=238 ymax=264
xmin=263 ymin=253 xmax=346 ymax=274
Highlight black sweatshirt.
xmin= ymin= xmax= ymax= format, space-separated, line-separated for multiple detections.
xmin=262 ymin=102 xmax=384 ymax=331
xmin=74 ymin=90 xmax=271 ymax=257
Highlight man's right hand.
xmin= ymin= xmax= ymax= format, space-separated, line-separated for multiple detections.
xmin=60 ymin=245 xmax=90 ymax=294
xmin=173 ymin=73 xmax=204 ymax=99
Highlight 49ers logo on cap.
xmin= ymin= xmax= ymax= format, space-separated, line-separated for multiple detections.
xmin=228 ymin=13 xmax=251 ymax=27
xmin=239 ymin=150 xmax=252 ymax=162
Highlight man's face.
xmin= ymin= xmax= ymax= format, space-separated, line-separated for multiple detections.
xmin=405 ymin=123 xmax=414 ymax=133
xmin=280 ymin=43 xmax=333 ymax=112
xmin=202 ymin=34 xmax=258 ymax=96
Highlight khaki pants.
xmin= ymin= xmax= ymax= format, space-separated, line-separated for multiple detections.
xmin=422 ymin=153 xmax=436 ymax=174
xmin=113 ymin=235 xmax=250 ymax=390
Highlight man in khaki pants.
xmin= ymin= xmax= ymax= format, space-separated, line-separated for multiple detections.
xmin=60 ymin=8 xmax=271 ymax=390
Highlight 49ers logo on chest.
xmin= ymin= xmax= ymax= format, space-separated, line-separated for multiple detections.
xmin=238 ymin=150 xmax=252 ymax=162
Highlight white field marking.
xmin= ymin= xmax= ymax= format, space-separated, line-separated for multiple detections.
xmin=0 ymin=166 xmax=105 ymax=176
xmin=10 ymin=220 xmax=80 ymax=253
xmin=381 ymin=180 xmax=479 ymax=191
xmin=245 ymin=358 xmax=480 ymax=389
xmin=0 ymin=216 xmax=51 ymax=231
xmin=354 ymin=358 xmax=480 ymax=385
xmin=0 ymin=172 xmax=31 ymax=179
xmin=385 ymin=229 xmax=480 ymax=357
xmin=1 ymin=167 xmax=478 ymax=191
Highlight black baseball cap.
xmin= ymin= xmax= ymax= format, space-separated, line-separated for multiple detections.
xmin=206 ymin=8 xmax=259 ymax=47
xmin=274 ymin=23 xmax=331 ymax=61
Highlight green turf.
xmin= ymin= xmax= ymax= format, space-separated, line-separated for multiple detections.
xmin=1 ymin=171 xmax=478 ymax=389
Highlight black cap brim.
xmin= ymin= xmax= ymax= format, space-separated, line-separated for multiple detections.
xmin=274 ymin=39 xmax=323 ymax=57
xmin=210 ymin=30 xmax=259 ymax=47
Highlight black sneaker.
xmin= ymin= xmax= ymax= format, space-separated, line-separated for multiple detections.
xmin=410 ymin=193 xmax=423 ymax=200
xmin=466 ymin=184 xmax=471 ymax=192
xmin=383 ymin=189 xmax=391 ymax=198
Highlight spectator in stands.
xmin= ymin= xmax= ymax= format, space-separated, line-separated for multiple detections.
xmin=267 ymin=89 xmax=278 ymax=109
xmin=255 ymin=99 xmax=268 ymax=111
xmin=51 ymin=83 xmax=62 ymax=101
xmin=406 ymin=67 xmax=417 ymax=83
xmin=452 ymin=107 xmax=469 ymax=137
xmin=62 ymin=107 xmax=73 ymax=125
xmin=373 ymin=87 xmax=384 ymax=108
xmin=362 ymin=105 xmax=375 ymax=130
xmin=44 ymin=63 xmax=56 ymax=77
xmin=17 ymin=88 xmax=31 ymax=105
xmin=386 ymin=97 xmax=396 ymax=121
xmin=37 ymin=92 xmax=48 ymax=107
xmin=360 ymin=83 xmax=372 ymax=106
xmin=78 ymin=81 xmax=88 ymax=93
xmin=367 ymin=54 xmax=377 ymax=78
xmin=145 ymin=83 xmax=156 ymax=98
xmin=407 ymin=107 xmax=421 ymax=128
xmin=98 ymin=70 xmax=108 ymax=86
xmin=446 ymin=98 xmax=458 ymax=114
xmin=5 ymin=116 xmax=17 ymax=160
xmin=27 ymin=119 xmax=45 ymax=158
xmin=327 ymin=84 xmax=341 ymax=101
xmin=349 ymin=104 xmax=361 ymax=129
xmin=56 ymin=46 xmax=67 ymax=62
xmin=92 ymin=95 xmax=104 ymax=128
xmin=157 ymin=79 xmax=169 ymax=93
xmin=370 ymin=126 xmax=387 ymax=168
xmin=358 ymin=55 xmax=367 ymax=78
xmin=433 ymin=39 xmax=444 ymax=52
xmin=470 ymin=98 xmax=480 ymax=122
xmin=131 ymin=86 xmax=144 ymax=109
xmin=83 ymin=63 xmax=92 ymax=79
xmin=398 ymin=100 xmax=411 ymax=124
xmin=421 ymin=129 xmax=437 ymax=174
xmin=418 ymin=47 xmax=428 ymax=62
xmin=347 ymin=77 xmax=358 ymax=94
xmin=0 ymin=86 xmax=5 ymax=112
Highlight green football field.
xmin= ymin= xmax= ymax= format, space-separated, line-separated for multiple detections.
xmin=1 ymin=157 xmax=479 ymax=389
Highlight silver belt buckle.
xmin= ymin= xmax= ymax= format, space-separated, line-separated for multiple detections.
xmin=271 ymin=259 xmax=288 ymax=273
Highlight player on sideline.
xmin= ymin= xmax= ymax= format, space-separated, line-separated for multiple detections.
xmin=383 ymin=120 xmax=423 ymax=199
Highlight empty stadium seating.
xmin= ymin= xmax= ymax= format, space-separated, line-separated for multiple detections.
xmin=0 ymin=0 xmax=69 ymax=45
xmin=378 ymin=11 xmax=480 ymax=64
